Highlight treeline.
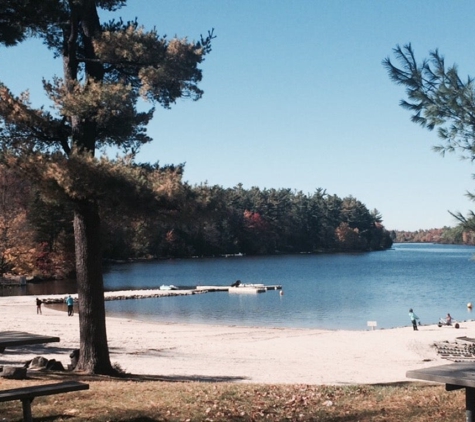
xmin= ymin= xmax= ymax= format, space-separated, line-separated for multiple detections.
xmin=0 ymin=165 xmax=393 ymax=279
xmin=392 ymin=226 xmax=475 ymax=244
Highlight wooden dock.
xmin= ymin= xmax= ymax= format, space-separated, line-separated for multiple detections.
xmin=40 ymin=285 xmax=283 ymax=304
xmin=196 ymin=285 xmax=282 ymax=292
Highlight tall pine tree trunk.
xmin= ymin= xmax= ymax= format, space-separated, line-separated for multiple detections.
xmin=73 ymin=199 xmax=114 ymax=374
xmin=62 ymin=1 xmax=114 ymax=375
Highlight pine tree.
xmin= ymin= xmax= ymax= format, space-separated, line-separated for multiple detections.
xmin=0 ymin=0 xmax=213 ymax=374
xmin=383 ymin=44 xmax=475 ymax=228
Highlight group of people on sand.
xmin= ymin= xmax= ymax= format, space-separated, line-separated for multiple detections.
xmin=36 ymin=294 xmax=75 ymax=316
xmin=408 ymin=308 xmax=454 ymax=330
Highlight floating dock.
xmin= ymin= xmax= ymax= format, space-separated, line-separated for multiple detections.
xmin=196 ymin=284 xmax=282 ymax=293
xmin=40 ymin=284 xmax=283 ymax=304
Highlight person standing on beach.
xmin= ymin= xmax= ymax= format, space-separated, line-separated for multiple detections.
xmin=66 ymin=295 xmax=74 ymax=316
xmin=36 ymin=298 xmax=42 ymax=315
xmin=408 ymin=308 xmax=419 ymax=330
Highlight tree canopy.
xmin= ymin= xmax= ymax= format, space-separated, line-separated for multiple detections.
xmin=0 ymin=169 xmax=394 ymax=279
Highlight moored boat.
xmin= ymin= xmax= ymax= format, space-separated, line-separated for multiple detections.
xmin=229 ymin=284 xmax=266 ymax=293
xmin=159 ymin=284 xmax=178 ymax=290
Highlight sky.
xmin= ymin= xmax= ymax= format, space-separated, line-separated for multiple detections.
xmin=1 ymin=0 xmax=475 ymax=231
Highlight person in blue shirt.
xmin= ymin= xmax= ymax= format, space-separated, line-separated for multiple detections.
xmin=408 ymin=308 xmax=419 ymax=331
xmin=66 ymin=295 xmax=74 ymax=316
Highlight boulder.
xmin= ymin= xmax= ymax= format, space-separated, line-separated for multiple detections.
xmin=29 ymin=356 xmax=49 ymax=369
xmin=1 ymin=366 xmax=27 ymax=379
xmin=27 ymin=356 xmax=65 ymax=371
xmin=46 ymin=359 xmax=65 ymax=371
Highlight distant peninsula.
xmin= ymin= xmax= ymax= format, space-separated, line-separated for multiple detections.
xmin=391 ymin=226 xmax=475 ymax=245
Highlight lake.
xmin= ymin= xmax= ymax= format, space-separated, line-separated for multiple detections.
xmin=3 ymin=243 xmax=475 ymax=330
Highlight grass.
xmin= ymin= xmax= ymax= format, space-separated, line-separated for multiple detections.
xmin=0 ymin=372 xmax=466 ymax=421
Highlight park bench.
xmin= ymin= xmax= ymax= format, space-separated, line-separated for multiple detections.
xmin=0 ymin=380 xmax=89 ymax=422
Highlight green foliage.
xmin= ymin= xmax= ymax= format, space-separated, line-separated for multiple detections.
xmin=384 ymin=44 xmax=475 ymax=226
xmin=391 ymin=225 xmax=475 ymax=244
xmin=101 ymin=183 xmax=393 ymax=261
xmin=0 ymin=165 xmax=393 ymax=275
xmin=0 ymin=0 xmax=62 ymax=46
xmin=384 ymin=44 xmax=475 ymax=159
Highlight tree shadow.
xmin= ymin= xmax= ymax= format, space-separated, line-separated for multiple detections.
xmin=0 ymin=343 xmax=73 ymax=357
xmin=370 ymin=380 xmax=418 ymax=387
xmin=24 ymin=370 xmax=248 ymax=383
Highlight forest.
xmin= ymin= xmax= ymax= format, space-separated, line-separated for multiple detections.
xmin=0 ymin=164 xmax=393 ymax=280
xmin=392 ymin=226 xmax=475 ymax=244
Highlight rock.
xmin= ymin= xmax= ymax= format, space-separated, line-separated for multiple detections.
xmin=46 ymin=359 xmax=65 ymax=371
xmin=1 ymin=366 xmax=27 ymax=379
xmin=69 ymin=349 xmax=80 ymax=370
xmin=27 ymin=356 xmax=65 ymax=371
xmin=29 ymin=356 xmax=49 ymax=369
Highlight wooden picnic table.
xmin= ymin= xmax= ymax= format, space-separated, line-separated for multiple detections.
xmin=0 ymin=331 xmax=60 ymax=353
xmin=0 ymin=381 xmax=89 ymax=422
xmin=407 ymin=363 xmax=475 ymax=422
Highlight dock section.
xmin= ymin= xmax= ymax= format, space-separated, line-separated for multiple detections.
xmin=196 ymin=285 xmax=282 ymax=292
xmin=40 ymin=284 xmax=282 ymax=304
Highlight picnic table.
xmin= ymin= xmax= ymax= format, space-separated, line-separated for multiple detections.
xmin=0 ymin=381 xmax=89 ymax=422
xmin=407 ymin=363 xmax=475 ymax=422
xmin=0 ymin=331 xmax=86 ymax=421
xmin=0 ymin=331 xmax=60 ymax=353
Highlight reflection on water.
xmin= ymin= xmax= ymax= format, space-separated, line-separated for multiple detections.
xmin=0 ymin=278 xmax=77 ymax=297
xmin=3 ymin=243 xmax=475 ymax=330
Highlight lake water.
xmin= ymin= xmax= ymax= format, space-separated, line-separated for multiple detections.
xmin=3 ymin=243 xmax=475 ymax=330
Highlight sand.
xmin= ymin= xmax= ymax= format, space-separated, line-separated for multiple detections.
xmin=1 ymin=292 xmax=472 ymax=385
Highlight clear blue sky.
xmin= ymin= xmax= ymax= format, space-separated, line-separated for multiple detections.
xmin=1 ymin=0 xmax=475 ymax=231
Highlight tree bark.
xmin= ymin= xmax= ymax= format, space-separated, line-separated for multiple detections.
xmin=73 ymin=199 xmax=114 ymax=374
xmin=61 ymin=1 xmax=115 ymax=375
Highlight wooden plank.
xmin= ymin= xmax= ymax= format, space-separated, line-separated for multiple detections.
xmin=407 ymin=363 xmax=475 ymax=389
xmin=0 ymin=331 xmax=60 ymax=349
xmin=0 ymin=381 xmax=89 ymax=402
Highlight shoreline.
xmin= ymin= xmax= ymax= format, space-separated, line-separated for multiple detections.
xmin=1 ymin=292 xmax=474 ymax=385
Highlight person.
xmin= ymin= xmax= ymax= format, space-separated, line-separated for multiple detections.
xmin=446 ymin=313 xmax=452 ymax=325
xmin=408 ymin=308 xmax=420 ymax=331
xmin=36 ymin=297 xmax=42 ymax=315
xmin=66 ymin=294 xmax=74 ymax=316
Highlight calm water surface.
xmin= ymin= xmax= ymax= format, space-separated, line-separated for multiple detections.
xmin=3 ymin=243 xmax=475 ymax=330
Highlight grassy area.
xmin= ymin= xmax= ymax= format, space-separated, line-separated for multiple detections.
xmin=0 ymin=373 xmax=466 ymax=421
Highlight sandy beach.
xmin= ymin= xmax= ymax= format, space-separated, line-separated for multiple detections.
xmin=1 ymin=292 xmax=473 ymax=385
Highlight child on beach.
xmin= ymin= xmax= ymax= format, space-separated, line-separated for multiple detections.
xmin=65 ymin=295 xmax=74 ymax=316
xmin=36 ymin=297 xmax=42 ymax=314
xmin=408 ymin=308 xmax=419 ymax=330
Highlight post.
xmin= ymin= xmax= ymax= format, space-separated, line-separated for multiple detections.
xmin=21 ymin=399 xmax=33 ymax=422
xmin=466 ymin=387 xmax=475 ymax=422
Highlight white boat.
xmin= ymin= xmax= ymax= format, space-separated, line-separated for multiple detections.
xmin=159 ymin=285 xmax=178 ymax=291
xmin=229 ymin=284 xmax=266 ymax=293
